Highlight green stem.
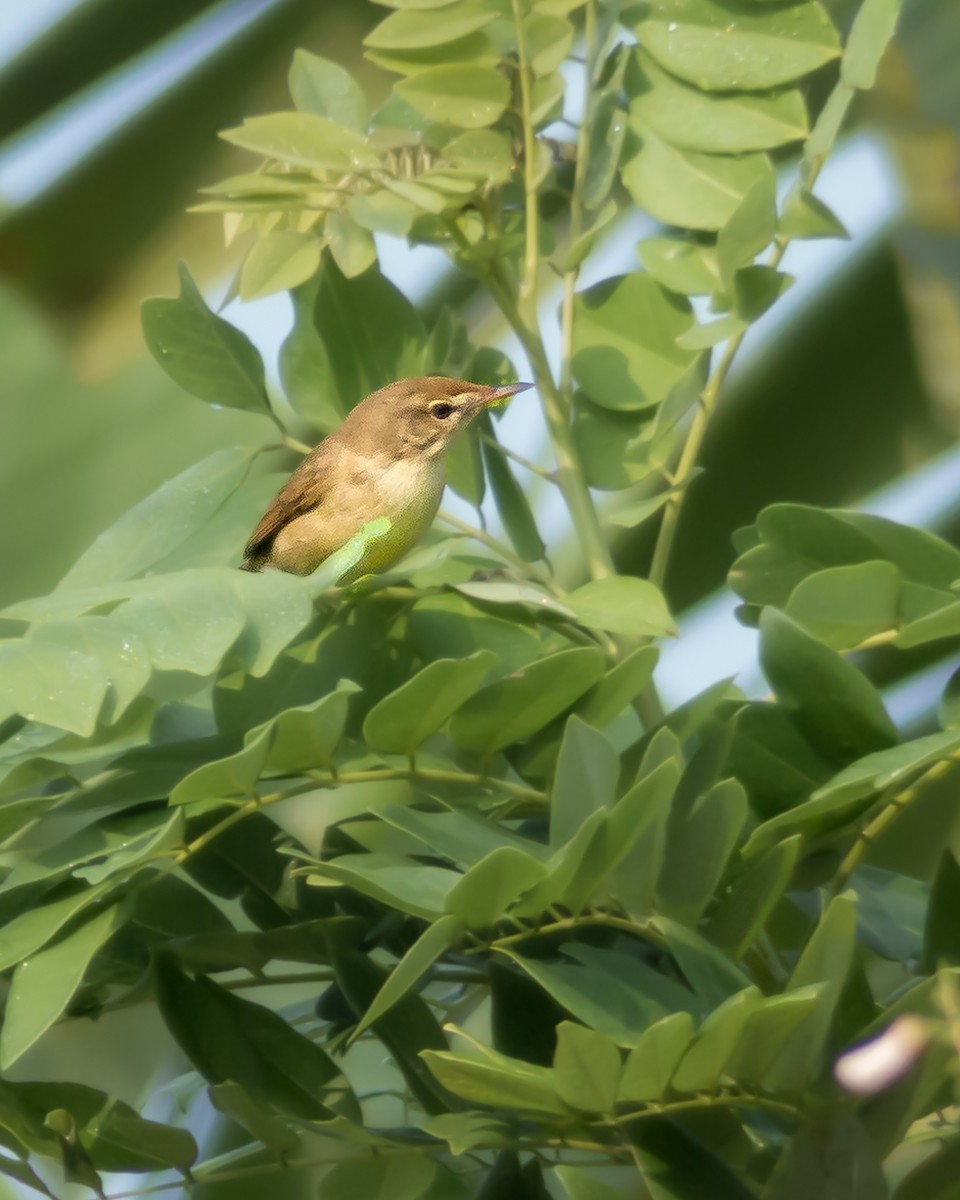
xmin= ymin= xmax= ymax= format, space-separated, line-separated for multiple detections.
xmin=612 ymin=1092 xmax=802 ymax=1127
xmin=486 ymin=912 xmax=664 ymax=953
xmin=444 ymin=213 xmax=613 ymax=583
xmin=647 ymin=156 xmax=832 ymax=594
xmin=498 ymin=288 xmax=615 ymax=582
xmin=510 ymin=0 xmax=540 ymax=319
xmin=831 ymin=757 xmax=960 ymax=893
xmin=305 ymin=765 xmax=547 ymax=805
xmin=558 ymin=0 xmax=596 ymax=404
xmin=477 ymin=431 xmax=558 ymax=485
xmin=436 ymin=507 xmax=545 ymax=579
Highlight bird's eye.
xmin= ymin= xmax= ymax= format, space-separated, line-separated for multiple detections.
xmin=430 ymin=402 xmax=455 ymax=420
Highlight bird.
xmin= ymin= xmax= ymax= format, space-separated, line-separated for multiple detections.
xmin=241 ymin=375 xmax=532 ymax=581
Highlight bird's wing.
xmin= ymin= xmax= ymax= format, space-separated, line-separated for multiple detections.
xmin=243 ymin=449 xmax=329 ymax=563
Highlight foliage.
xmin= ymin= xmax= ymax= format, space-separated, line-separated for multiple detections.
xmin=3 ymin=0 xmax=959 ymax=1198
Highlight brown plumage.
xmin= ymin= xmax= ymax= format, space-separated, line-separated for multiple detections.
xmin=241 ymin=375 xmax=531 ymax=579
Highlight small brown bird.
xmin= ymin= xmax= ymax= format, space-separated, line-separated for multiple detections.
xmin=241 ymin=375 xmax=532 ymax=580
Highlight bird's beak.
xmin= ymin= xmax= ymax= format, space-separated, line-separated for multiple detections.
xmin=480 ymin=381 xmax=535 ymax=409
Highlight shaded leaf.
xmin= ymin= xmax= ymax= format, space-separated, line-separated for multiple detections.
xmin=141 ymin=264 xmax=269 ymax=414
xmin=552 ymin=1022 xmax=621 ymax=1113
xmin=635 ymin=0 xmax=840 ymax=91
xmin=628 ymin=50 xmax=809 ymax=154
xmin=448 ymin=648 xmax=606 ymax=755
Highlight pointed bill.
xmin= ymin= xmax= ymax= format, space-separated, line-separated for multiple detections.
xmin=480 ymin=381 xmax=534 ymax=409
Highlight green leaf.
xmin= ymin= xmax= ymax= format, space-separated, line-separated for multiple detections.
xmin=634 ymin=0 xmax=840 ymax=91
xmin=780 ymin=188 xmax=850 ymax=240
xmin=319 ymin=1157 xmax=436 ymax=1200
xmin=572 ymin=273 xmax=697 ymax=411
xmin=308 ymin=853 xmax=457 ymax=919
xmin=759 ymin=608 xmax=899 ymax=762
xmin=565 ymin=575 xmax=676 ymax=637
xmin=744 ymin=729 xmax=960 ymax=854
xmin=451 ymin=578 xmax=574 ymax=618
xmin=448 ymin=648 xmax=606 ymax=755
xmin=784 ymin=561 xmax=900 ymax=650
xmin=208 ymin=1083 xmax=300 ymax=1156
xmin=724 ymin=986 xmax=824 ymax=1087
xmin=706 ymin=835 xmax=801 ymax=959
xmin=169 ymin=723 xmax=273 ymax=807
xmin=657 ymin=917 xmax=752 ymax=1009
xmin=670 ymin=986 xmax=761 ymax=1092
xmin=366 ymin=31 xmax=501 ymax=79
xmin=617 ymin=1013 xmax=695 ymax=1103
xmin=525 ymin=14 xmax=574 ymax=75
xmin=279 ymin=254 xmax=426 ymax=431
xmin=628 ymin=50 xmax=809 ymax=153
xmin=572 ymin=395 xmax=659 ymax=489
xmin=239 ymin=230 xmax=320 ymax=300
xmin=25 ymin=617 xmax=150 ymax=725
xmin=0 ymin=1156 xmax=55 ymax=1198
xmin=764 ymin=893 xmax=858 ymax=1093
xmin=765 ymin=1109 xmax=889 ymax=1200
xmin=221 ymin=111 xmax=378 ymax=170
xmin=348 ymin=188 xmax=417 ymax=236
xmin=363 ymin=651 xmax=496 ymax=754
xmin=630 ymin=1116 xmax=759 ymax=1200
xmin=480 ymin=421 xmax=547 ymax=562
xmin=141 ymin=263 xmax=270 ymax=414
xmin=259 ymin=678 xmax=359 ymax=773
xmin=576 ymin=646 xmax=658 ymax=729
xmin=922 ymin=851 xmax=960 ymax=971
xmin=675 ymin=313 xmax=746 ymax=349
xmin=112 ymin=574 xmax=246 ymax=676
xmin=841 ymin=0 xmax=903 ymax=90
xmin=725 ymin=702 xmax=834 ymax=818
xmin=734 ymin=264 xmax=794 ymax=321
xmin=421 ymin=1042 xmax=567 ymax=1116
xmin=382 ymin=804 xmax=548 ymax=869
xmin=396 ymin=65 xmax=510 ymax=129
xmin=623 ymin=131 xmax=775 ymax=231
xmin=444 ymin=847 xmax=547 ymax=928
xmin=0 ymin=641 xmax=108 ymax=737
xmin=555 ymin=200 xmax=619 ymax=274
xmin=639 ymin=236 xmax=721 ymax=295
xmin=892 ymin=1134 xmax=960 ymax=1200
xmin=716 ymin=177 xmax=778 ymax=288
xmin=326 ymin=212 xmax=377 ymax=278
xmin=445 ymin=128 xmax=514 ymax=183
xmin=657 ymin=778 xmax=748 ymax=924
xmin=552 ymin=1022 xmax=621 ymax=1113
xmin=611 ymin=757 xmax=681 ymax=916
xmin=584 ymin=86 xmax=628 ymax=212
xmin=154 ymin=956 xmax=343 ymax=1120
xmin=507 ymin=945 xmax=696 ymax=1047
xmin=59 ymin=447 xmax=257 ymax=589
xmin=227 ymin=570 xmax=316 ymax=677
xmin=353 ymin=913 xmax=463 ymax=1038
xmin=0 ymin=904 xmax=123 ymax=1069
xmin=730 ymin=503 xmax=960 ymax=611
xmin=322 ymin=923 xmax=450 ymax=1113
xmin=551 ymin=716 xmax=619 ymax=848
xmin=0 ymin=885 xmax=112 ymax=972
xmin=366 ymin=0 xmax=497 ymax=49
xmin=288 ymin=49 xmax=369 ymax=132
xmin=407 ymin=592 xmax=541 ymax=676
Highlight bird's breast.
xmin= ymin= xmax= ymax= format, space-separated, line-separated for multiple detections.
xmin=269 ymin=453 xmax=444 ymax=577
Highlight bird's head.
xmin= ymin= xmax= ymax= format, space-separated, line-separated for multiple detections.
xmin=351 ymin=376 xmax=534 ymax=460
